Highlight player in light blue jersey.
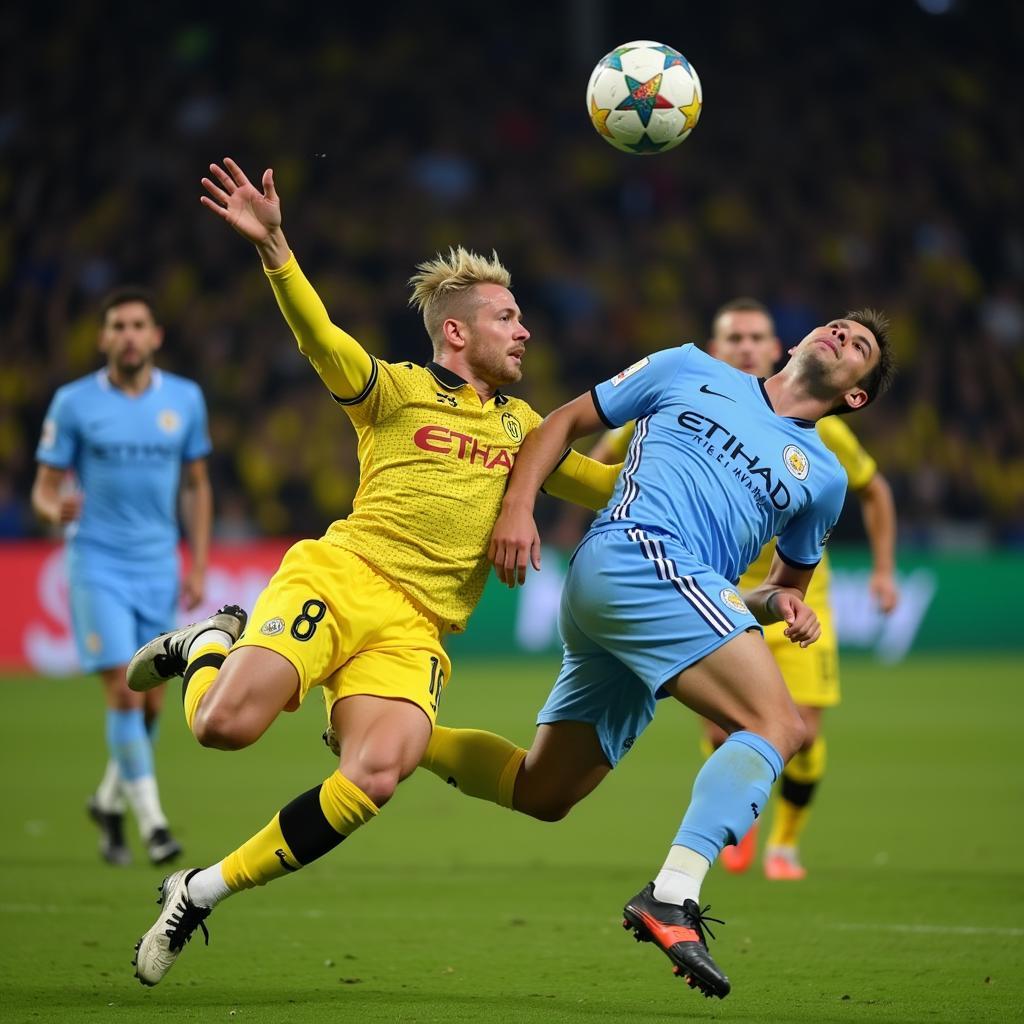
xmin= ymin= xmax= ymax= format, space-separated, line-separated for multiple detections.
xmin=421 ymin=311 xmax=893 ymax=999
xmin=32 ymin=287 xmax=213 ymax=866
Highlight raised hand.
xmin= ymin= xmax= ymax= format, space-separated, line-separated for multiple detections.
xmin=200 ymin=158 xmax=282 ymax=247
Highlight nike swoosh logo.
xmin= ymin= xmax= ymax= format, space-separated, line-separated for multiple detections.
xmin=699 ymin=384 xmax=735 ymax=401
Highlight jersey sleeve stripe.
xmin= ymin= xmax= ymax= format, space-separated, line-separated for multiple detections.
xmin=590 ymin=386 xmax=616 ymax=429
xmin=775 ymin=546 xmax=821 ymax=570
xmin=331 ymin=356 xmax=379 ymax=406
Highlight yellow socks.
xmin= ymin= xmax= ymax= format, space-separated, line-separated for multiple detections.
xmin=182 ymin=641 xmax=228 ymax=733
xmin=767 ymin=736 xmax=826 ymax=849
xmin=221 ymin=771 xmax=378 ymax=891
xmin=421 ymin=726 xmax=526 ymax=809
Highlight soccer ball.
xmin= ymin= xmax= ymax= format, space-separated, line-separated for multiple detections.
xmin=586 ymin=40 xmax=702 ymax=155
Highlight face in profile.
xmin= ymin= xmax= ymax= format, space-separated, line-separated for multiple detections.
xmin=462 ymin=284 xmax=530 ymax=388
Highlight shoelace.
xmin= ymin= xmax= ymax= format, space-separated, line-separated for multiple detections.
xmin=163 ymin=897 xmax=210 ymax=953
xmin=687 ymin=904 xmax=725 ymax=943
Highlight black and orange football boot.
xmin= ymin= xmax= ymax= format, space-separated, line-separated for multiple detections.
xmin=622 ymin=882 xmax=730 ymax=998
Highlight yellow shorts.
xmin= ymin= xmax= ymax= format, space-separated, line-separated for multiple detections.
xmin=763 ymin=608 xmax=839 ymax=708
xmin=233 ymin=539 xmax=451 ymax=724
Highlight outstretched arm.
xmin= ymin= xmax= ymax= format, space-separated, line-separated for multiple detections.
xmin=200 ymin=158 xmax=373 ymax=400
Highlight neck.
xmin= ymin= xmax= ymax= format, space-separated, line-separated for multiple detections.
xmin=107 ymin=363 xmax=154 ymax=396
xmin=435 ymin=353 xmax=497 ymax=404
xmin=762 ymin=368 xmax=835 ymax=422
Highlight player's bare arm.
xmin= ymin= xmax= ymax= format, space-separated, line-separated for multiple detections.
xmin=30 ymin=463 xmax=82 ymax=526
xmin=179 ymin=458 xmax=212 ymax=610
xmin=743 ymin=554 xmax=821 ymax=648
xmin=201 ymin=157 xmax=374 ymax=400
xmin=857 ymin=471 xmax=899 ymax=613
xmin=489 ymin=392 xmax=606 ymax=587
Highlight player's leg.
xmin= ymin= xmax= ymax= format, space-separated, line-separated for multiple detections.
xmin=421 ymin=578 xmax=647 ymax=820
xmin=70 ymin=568 xmax=178 ymax=866
xmin=623 ymin=631 xmax=800 ymax=1001
xmin=764 ymin=703 xmax=824 ymax=880
xmin=99 ymin=665 xmax=182 ymax=864
xmin=697 ymin=716 xmax=758 ymax=874
xmin=132 ymin=547 xmax=438 ymax=985
xmin=763 ymin=614 xmax=838 ymax=879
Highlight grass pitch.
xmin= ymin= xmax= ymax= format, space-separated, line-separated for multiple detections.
xmin=0 ymin=653 xmax=1021 ymax=1023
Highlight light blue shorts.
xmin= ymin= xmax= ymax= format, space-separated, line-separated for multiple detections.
xmin=537 ymin=528 xmax=760 ymax=766
xmin=67 ymin=548 xmax=179 ymax=673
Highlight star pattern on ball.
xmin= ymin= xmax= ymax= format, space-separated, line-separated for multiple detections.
xmin=616 ymin=73 xmax=673 ymax=128
xmin=678 ymin=94 xmax=702 ymax=133
xmin=627 ymin=134 xmax=668 ymax=154
xmin=654 ymin=44 xmax=692 ymax=73
xmin=599 ymin=45 xmax=638 ymax=72
xmin=589 ymin=95 xmax=614 ymax=138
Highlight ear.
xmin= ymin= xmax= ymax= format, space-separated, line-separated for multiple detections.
xmin=441 ymin=316 xmax=468 ymax=352
xmin=153 ymin=325 xmax=165 ymax=353
xmin=841 ymin=385 xmax=869 ymax=412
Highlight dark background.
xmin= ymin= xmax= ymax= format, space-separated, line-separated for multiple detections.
xmin=4 ymin=0 xmax=1021 ymax=546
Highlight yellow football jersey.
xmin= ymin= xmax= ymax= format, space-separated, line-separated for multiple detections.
xmin=324 ymin=358 xmax=541 ymax=633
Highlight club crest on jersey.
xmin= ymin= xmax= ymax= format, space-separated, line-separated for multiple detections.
xmin=86 ymin=632 xmax=102 ymax=653
xmin=611 ymin=357 xmax=650 ymax=386
xmin=157 ymin=410 xmax=181 ymax=434
xmin=783 ymin=444 xmax=809 ymax=480
xmin=720 ymin=589 xmax=749 ymax=614
xmin=260 ymin=617 xmax=285 ymax=636
xmin=501 ymin=412 xmax=524 ymax=443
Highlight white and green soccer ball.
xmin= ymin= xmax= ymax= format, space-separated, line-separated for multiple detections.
xmin=586 ymin=40 xmax=702 ymax=155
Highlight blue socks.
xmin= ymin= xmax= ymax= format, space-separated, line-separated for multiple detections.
xmin=106 ymin=708 xmax=154 ymax=783
xmin=673 ymin=730 xmax=784 ymax=863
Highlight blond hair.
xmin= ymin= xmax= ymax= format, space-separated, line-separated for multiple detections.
xmin=408 ymin=246 xmax=512 ymax=349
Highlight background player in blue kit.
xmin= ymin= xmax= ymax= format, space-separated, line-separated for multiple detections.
xmin=422 ymin=312 xmax=893 ymax=999
xmin=32 ymin=287 xmax=213 ymax=866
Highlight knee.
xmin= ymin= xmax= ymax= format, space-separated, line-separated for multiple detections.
xmin=778 ymin=712 xmax=807 ymax=763
xmin=192 ymin=704 xmax=258 ymax=751
xmin=339 ymin=758 xmax=402 ymax=808
xmin=517 ymin=791 xmax=578 ymax=823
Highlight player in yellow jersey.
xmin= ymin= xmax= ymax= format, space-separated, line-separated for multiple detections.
xmin=581 ymin=298 xmax=899 ymax=880
xmin=125 ymin=157 xmax=620 ymax=987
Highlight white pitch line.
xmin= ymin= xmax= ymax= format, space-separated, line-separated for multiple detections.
xmin=833 ymin=922 xmax=1024 ymax=938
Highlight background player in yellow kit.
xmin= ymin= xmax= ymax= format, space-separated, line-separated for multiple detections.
xmin=126 ymin=157 xmax=619 ymax=986
xmin=583 ymin=298 xmax=899 ymax=880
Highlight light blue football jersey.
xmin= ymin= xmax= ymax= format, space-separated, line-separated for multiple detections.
xmin=589 ymin=344 xmax=846 ymax=584
xmin=36 ymin=369 xmax=211 ymax=564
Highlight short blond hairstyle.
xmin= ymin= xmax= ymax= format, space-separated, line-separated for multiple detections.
xmin=408 ymin=246 xmax=512 ymax=348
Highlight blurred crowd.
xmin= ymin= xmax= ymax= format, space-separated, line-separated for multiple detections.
xmin=3 ymin=1 xmax=1022 ymax=546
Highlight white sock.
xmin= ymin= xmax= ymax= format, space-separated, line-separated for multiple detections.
xmin=95 ymin=759 xmax=125 ymax=813
xmin=187 ymin=628 xmax=234 ymax=661
xmin=121 ymin=775 xmax=169 ymax=838
xmin=653 ymin=845 xmax=710 ymax=907
xmin=187 ymin=861 xmax=233 ymax=909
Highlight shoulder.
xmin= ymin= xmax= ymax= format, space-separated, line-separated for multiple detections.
xmin=50 ymin=373 xmax=100 ymax=411
xmin=816 ymin=414 xmax=860 ymax=450
xmin=156 ymin=370 xmax=203 ymax=394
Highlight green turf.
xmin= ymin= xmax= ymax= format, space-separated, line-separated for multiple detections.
xmin=1 ymin=654 xmax=1021 ymax=1022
